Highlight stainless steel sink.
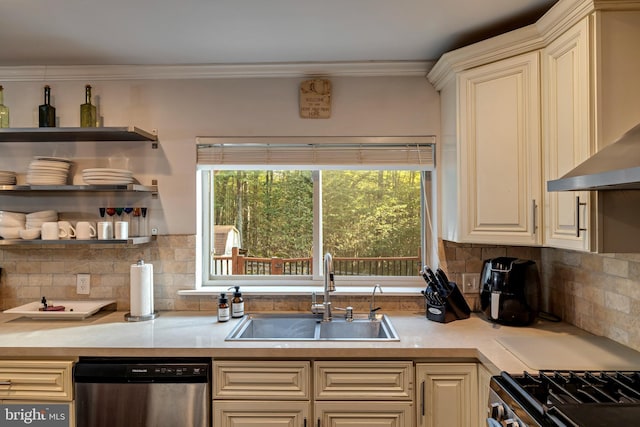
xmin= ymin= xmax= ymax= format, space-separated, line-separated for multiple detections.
xmin=225 ymin=313 xmax=400 ymax=341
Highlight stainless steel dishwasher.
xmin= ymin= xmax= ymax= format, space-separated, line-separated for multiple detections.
xmin=74 ymin=357 xmax=210 ymax=427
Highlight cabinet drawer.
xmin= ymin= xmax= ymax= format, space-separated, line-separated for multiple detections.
xmin=314 ymin=361 xmax=413 ymax=400
xmin=0 ymin=360 xmax=73 ymax=401
xmin=214 ymin=360 xmax=310 ymax=400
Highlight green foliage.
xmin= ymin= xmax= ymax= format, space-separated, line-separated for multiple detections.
xmin=213 ymin=170 xmax=421 ymax=259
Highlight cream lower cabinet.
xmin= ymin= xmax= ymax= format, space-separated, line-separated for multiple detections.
xmin=314 ymin=361 xmax=414 ymax=427
xmin=213 ymin=360 xmax=414 ymax=427
xmin=440 ymin=51 xmax=542 ymax=245
xmin=0 ymin=359 xmax=75 ymax=427
xmin=213 ymin=360 xmax=311 ymax=427
xmin=416 ymin=363 xmax=478 ymax=427
xmin=477 ymin=365 xmax=493 ymax=426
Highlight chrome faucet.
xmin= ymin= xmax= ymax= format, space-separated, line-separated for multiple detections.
xmin=322 ymin=252 xmax=335 ymax=322
xmin=369 ymin=284 xmax=383 ymax=320
xmin=311 ymin=253 xmax=335 ymax=322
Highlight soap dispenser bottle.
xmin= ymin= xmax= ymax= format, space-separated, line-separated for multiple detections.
xmin=229 ymin=286 xmax=244 ymax=318
xmin=217 ymin=293 xmax=230 ymax=322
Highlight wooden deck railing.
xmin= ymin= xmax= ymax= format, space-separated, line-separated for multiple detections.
xmin=213 ymin=247 xmax=420 ymax=276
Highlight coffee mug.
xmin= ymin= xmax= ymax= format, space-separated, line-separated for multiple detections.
xmin=97 ymin=221 xmax=113 ymax=240
xmin=76 ymin=221 xmax=96 ymax=240
xmin=58 ymin=221 xmax=76 ymax=239
xmin=115 ymin=221 xmax=129 ymax=240
xmin=42 ymin=221 xmax=67 ymax=240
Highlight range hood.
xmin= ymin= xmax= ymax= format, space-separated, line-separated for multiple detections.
xmin=547 ymin=122 xmax=640 ymax=191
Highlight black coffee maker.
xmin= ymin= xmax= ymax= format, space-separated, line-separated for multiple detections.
xmin=480 ymin=257 xmax=540 ymax=326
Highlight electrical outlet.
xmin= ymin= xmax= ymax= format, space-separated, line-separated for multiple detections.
xmin=77 ymin=274 xmax=90 ymax=295
xmin=462 ymin=273 xmax=480 ymax=294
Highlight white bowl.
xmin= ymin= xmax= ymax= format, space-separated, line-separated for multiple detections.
xmin=26 ymin=210 xmax=58 ymax=219
xmin=0 ymin=226 xmax=24 ymax=239
xmin=19 ymin=228 xmax=41 ymax=240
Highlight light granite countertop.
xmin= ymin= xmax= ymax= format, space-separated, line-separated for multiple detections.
xmin=0 ymin=310 xmax=638 ymax=374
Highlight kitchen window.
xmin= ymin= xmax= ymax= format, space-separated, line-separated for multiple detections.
xmin=196 ymin=137 xmax=436 ymax=290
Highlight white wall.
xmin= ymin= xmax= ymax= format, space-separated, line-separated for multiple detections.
xmin=0 ymin=76 xmax=440 ymax=234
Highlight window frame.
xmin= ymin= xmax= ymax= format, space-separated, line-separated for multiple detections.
xmin=195 ymin=137 xmax=437 ymax=291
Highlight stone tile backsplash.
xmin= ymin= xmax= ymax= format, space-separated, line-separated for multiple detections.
xmin=1 ymin=236 xmax=638 ymax=351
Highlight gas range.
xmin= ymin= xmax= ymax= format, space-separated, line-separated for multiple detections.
xmin=488 ymin=370 xmax=640 ymax=426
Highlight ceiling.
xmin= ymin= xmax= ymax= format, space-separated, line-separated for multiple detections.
xmin=0 ymin=0 xmax=558 ymax=67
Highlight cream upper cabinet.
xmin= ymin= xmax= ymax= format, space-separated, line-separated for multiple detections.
xmin=542 ymin=17 xmax=591 ymax=251
xmin=430 ymin=1 xmax=640 ymax=252
xmin=416 ymin=363 xmax=478 ymax=427
xmin=543 ymin=10 xmax=640 ymax=252
xmin=454 ymin=51 xmax=542 ymax=245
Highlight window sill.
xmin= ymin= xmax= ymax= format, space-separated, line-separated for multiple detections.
xmin=178 ymin=286 xmax=425 ymax=297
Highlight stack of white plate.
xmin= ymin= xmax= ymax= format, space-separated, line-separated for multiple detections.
xmin=82 ymin=168 xmax=134 ymax=185
xmin=26 ymin=157 xmax=72 ymax=185
xmin=25 ymin=210 xmax=58 ymax=229
xmin=0 ymin=211 xmax=26 ymax=239
xmin=0 ymin=170 xmax=16 ymax=185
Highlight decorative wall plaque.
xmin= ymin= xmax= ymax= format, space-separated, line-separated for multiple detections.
xmin=299 ymin=79 xmax=331 ymax=119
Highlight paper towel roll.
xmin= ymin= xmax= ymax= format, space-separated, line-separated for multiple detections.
xmin=130 ymin=261 xmax=154 ymax=317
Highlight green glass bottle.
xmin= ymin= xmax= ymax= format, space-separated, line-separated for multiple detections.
xmin=38 ymin=85 xmax=56 ymax=127
xmin=80 ymin=84 xmax=97 ymax=127
xmin=0 ymin=85 xmax=9 ymax=128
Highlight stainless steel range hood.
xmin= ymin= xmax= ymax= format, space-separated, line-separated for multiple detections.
xmin=547 ymin=122 xmax=640 ymax=191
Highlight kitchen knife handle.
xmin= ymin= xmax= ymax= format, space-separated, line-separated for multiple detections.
xmin=576 ymin=196 xmax=587 ymax=237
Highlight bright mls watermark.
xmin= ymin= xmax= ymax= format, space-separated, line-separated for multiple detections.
xmin=0 ymin=404 xmax=69 ymax=426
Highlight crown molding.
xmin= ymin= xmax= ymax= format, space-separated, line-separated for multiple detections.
xmin=0 ymin=61 xmax=434 ymax=82
xmin=427 ymin=24 xmax=543 ymax=90
xmin=427 ymin=0 xmax=640 ymax=90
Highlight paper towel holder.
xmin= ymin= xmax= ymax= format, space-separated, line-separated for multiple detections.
xmin=125 ymin=259 xmax=159 ymax=322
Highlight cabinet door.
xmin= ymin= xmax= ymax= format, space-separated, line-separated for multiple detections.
xmin=213 ymin=401 xmax=309 ymax=427
xmin=416 ymin=363 xmax=477 ymax=427
xmin=458 ymin=51 xmax=542 ymax=245
xmin=315 ymin=401 xmax=413 ymax=427
xmin=543 ymin=17 xmax=591 ymax=251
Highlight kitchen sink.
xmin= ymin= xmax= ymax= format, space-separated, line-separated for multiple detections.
xmin=225 ymin=313 xmax=400 ymax=341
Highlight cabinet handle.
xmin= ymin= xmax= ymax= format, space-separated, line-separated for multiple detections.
xmin=532 ymin=199 xmax=537 ymax=233
xmin=303 ymin=418 xmax=307 ymax=427
xmin=421 ymin=380 xmax=425 ymax=417
xmin=0 ymin=380 xmax=11 ymax=385
xmin=317 ymin=418 xmax=321 ymax=427
xmin=576 ymin=196 xmax=587 ymax=237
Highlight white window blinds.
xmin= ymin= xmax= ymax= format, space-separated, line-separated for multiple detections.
xmin=196 ymin=136 xmax=435 ymax=170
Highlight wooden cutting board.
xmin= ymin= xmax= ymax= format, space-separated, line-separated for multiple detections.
xmin=496 ymin=335 xmax=640 ymax=371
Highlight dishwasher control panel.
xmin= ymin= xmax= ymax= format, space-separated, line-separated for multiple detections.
xmin=74 ymin=358 xmax=210 ymax=383
xmin=127 ymin=364 xmax=208 ymax=378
